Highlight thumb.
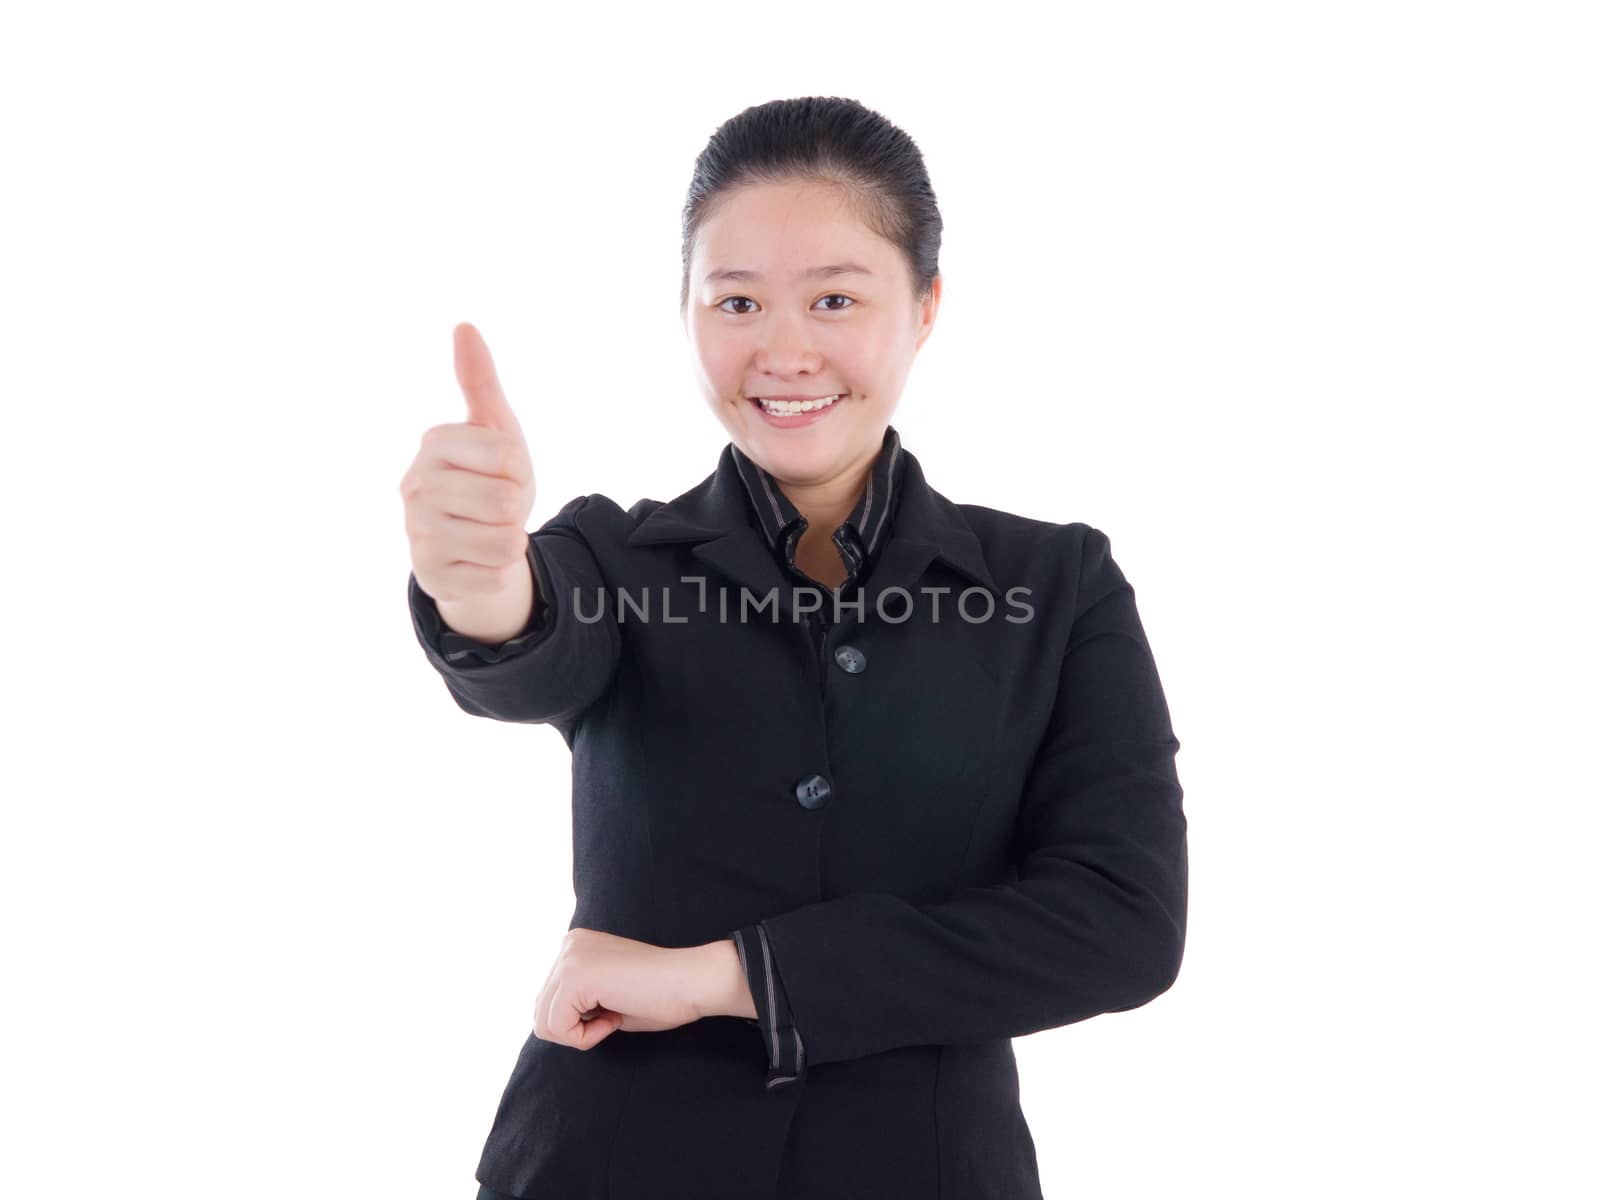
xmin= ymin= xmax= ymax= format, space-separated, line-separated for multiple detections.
xmin=453 ymin=321 xmax=524 ymax=438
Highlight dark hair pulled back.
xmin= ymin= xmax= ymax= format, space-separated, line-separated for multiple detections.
xmin=679 ymin=96 xmax=942 ymax=315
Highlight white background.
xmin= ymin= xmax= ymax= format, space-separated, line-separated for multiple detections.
xmin=3 ymin=2 xmax=1595 ymax=1196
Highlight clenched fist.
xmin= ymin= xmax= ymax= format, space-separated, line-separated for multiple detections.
xmin=531 ymin=930 xmax=748 ymax=1052
xmin=399 ymin=323 xmax=538 ymax=637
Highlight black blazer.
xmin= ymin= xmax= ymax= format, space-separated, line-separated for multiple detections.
xmin=408 ymin=435 xmax=1188 ymax=1200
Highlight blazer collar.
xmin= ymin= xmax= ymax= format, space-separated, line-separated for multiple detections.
xmin=730 ymin=424 xmax=905 ymax=573
xmin=626 ymin=427 xmax=998 ymax=622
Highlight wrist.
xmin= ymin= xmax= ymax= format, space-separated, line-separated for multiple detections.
xmin=691 ymin=938 xmax=755 ymax=1021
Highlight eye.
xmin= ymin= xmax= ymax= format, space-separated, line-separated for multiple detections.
xmin=715 ymin=294 xmax=856 ymax=315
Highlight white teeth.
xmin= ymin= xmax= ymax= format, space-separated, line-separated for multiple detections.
xmin=757 ymin=393 xmax=841 ymax=415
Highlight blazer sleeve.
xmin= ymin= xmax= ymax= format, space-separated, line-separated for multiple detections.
xmin=408 ymin=492 xmax=621 ymax=728
xmin=750 ymin=526 xmax=1187 ymax=1076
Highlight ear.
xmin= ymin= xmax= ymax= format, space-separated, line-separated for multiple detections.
xmin=913 ymin=273 xmax=942 ymax=351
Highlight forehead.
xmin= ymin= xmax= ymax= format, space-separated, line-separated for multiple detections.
xmin=693 ymin=180 xmax=893 ymax=283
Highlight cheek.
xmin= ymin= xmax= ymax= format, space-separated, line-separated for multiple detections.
xmin=834 ymin=349 xmax=883 ymax=392
xmin=692 ymin=330 xmax=742 ymax=385
xmin=835 ymin=322 xmax=894 ymax=364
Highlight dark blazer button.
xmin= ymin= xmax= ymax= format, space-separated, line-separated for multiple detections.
xmin=795 ymin=773 xmax=832 ymax=810
xmin=833 ymin=644 xmax=866 ymax=674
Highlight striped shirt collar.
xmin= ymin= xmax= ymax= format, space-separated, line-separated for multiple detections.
xmin=728 ymin=425 xmax=905 ymax=580
xmin=625 ymin=426 xmax=999 ymax=599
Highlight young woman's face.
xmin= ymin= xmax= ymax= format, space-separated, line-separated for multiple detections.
xmin=683 ymin=178 xmax=939 ymax=487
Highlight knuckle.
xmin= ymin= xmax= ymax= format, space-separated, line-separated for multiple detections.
xmin=491 ymin=439 xmax=515 ymax=477
xmin=399 ymin=461 xmax=429 ymax=497
xmin=498 ymin=485 xmax=523 ymax=522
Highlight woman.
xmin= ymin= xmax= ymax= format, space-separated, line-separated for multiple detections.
xmin=401 ymin=95 xmax=1188 ymax=1200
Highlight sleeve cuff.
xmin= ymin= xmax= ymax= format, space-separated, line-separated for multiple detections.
xmin=426 ymin=538 xmax=555 ymax=666
xmin=730 ymin=923 xmax=805 ymax=1088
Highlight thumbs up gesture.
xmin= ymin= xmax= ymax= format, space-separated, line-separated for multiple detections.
xmin=400 ymin=323 xmax=539 ymax=636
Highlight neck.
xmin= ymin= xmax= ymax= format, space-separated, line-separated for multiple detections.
xmin=775 ymin=451 xmax=874 ymax=545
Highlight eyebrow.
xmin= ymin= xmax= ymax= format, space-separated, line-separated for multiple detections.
xmin=703 ymin=262 xmax=875 ymax=284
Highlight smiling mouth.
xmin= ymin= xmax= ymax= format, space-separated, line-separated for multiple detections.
xmin=747 ymin=392 xmax=845 ymax=415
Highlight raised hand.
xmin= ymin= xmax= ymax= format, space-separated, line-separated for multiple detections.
xmin=400 ymin=323 xmax=538 ymax=622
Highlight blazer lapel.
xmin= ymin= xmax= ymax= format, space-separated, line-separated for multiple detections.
xmin=625 ymin=436 xmax=1001 ymax=628
xmin=852 ymin=447 xmax=1001 ymax=618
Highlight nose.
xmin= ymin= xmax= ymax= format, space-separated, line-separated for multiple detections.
xmin=755 ymin=309 xmax=822 ymax=377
